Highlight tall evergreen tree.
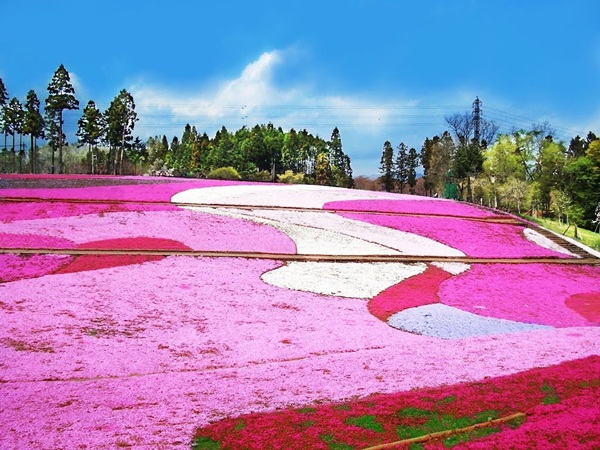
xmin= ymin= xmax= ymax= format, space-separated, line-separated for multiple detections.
xmin=77 ymin=100 xmax=105 ymax=174
xmin=0 ymin=78 xmax=7 ymax=106
xmin=0 ymin=78 xmax=8 ymax=165
xmin=23 ymin=90 xmax=45 ymax=173
xmin=379 ymin=141 xmax=395 ymax=192
xmin=3 ymin=98 xmax=24 ymax=172
xmin=420 ymin=137 xmax=435 ymax=196
xmin=327 ymin=127 xmax=353 ymax=187
xmin=45 ymin=64 xmax=79 ymax=173
xmin=45 ymin=108 xmax=64 ymax=174
xmin=407 ymin=147 xmax=420 ymax=194
xmin=105 ymin=89 xmax=137 ymax=175
xmin=328 ymin=127 xmax=344 ymax=168
xmin=395 ymin=142 xmax=409 ymax=193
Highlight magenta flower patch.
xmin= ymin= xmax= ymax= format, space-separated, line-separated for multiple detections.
xmin=339 ymin=212 xmax=573 ymax=258
xmin=439 ymin=264 xmax=600 ymax=327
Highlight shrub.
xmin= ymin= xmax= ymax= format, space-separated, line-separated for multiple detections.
xmin=207 ymin=167 xmax=242 ymax=180
xmin=278 ymin=170 xmax=305 ymax=184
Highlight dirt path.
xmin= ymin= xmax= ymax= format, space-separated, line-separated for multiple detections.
xmin=2 ymin=247 xmax=598 ymax=265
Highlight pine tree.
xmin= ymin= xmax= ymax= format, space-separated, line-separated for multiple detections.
xmin=395 ymin=142 xmax=408 ymax=193
xmin=23 ymin=90 xmax=45 ymax=173
xmin=407 ymin=147 xmax=420 ymax=194
xmin=77 ymin=100 xmax=105 ymax=174
xmin=45 ymin=108 xmax=65 ymax=174
xmin=379 ymin=141 xmax=395 ymax=192
xmin=105 ymin=89 xmax=137 ymax=175
xmin=327 ymin=127 xmax=353 ymax=187
xmin=45 ymin=64 xmax=79 ymax=173
xmin=3 ymin=98 xmax=24 ymax=172
xmin=0 ymin=78 xmax=8 ymax=164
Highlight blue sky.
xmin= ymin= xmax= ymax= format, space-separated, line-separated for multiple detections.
xmin=2 ymin=0 xmax=599 ymax=176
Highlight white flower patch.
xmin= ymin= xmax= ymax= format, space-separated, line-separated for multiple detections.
xmin=234 ymin=209 xmax=464 ymax=257
xmin=387 ymin=304 xmax=553 ymax=339
xmin=523 ymin=228 xmax=576 ymax=257
xmin=431 ymin=262 xmax=471 ymax=275
xmin=261 ymin=261 xmax=427 ymax=298
xmin=185 ymin=206 xmax=464 ymax=257
xmin=172 ymin=184 xmax=401 ymax=209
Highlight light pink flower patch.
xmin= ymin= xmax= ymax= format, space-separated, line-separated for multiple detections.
xmin=439 ymin=264 xmax=600 ymax=327
xmin=0 ymin=233 xmax=75 ymax=249
xmin=1 ymin=256 xmax=599 ymax=448
xmin=339 ymin=213 xmax=572 ymax=258
xmin=0 ymin=210 xmax=296 ymax=254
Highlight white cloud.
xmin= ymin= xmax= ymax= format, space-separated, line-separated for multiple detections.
xmin=128 ymin=49 xmax=417 ymax=143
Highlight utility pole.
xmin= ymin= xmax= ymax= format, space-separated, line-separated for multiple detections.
xmin=473 ymin=96 xmax=482 ymax=145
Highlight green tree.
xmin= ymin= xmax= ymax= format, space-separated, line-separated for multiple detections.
xmin=45 ymin=64 xmax=79 ymax=173
xmin=564 ymin=137 xmax=600 ymax=228
xmin=44 ymin=108 xmax=66 ymax=174
xmin=420 ymin=137 xmax=435 ymax=195
xmin=535 ymin=138 xmax=566 ymax=211
xmin=407 ymin=147 xmax=420 ymax=194
xmin=315 ymin=151 xmax=332 ymax=185
xmin=395 ymin=142 xmax=408 ymax=193
xmin=208 ymin=126 xmax=235 ymax=170
xmin=263 ymin=123 xmax=284 ymax=181
xmin=379 ymin=141 xmax=395 ymax=192
xmin=327 ymin=127 xmax=353 ymax=187
xmin=282 ymin=127 xmax=300 ymax=172
xmin=23 ymin=90 xmax=45 ymax=173
xmin=424 ymin=132 xmax=454 ymax=196
xmin=3 ymin=98 xmax=23 ymax=172
xmin=127 ymin=137 xmax=146 ymax=175
xmin=483 ymin=134 xmax=525 ymax=184
xmin=77 ymin=100 xmax=105 ymax=174
xmin=453 ymin=140 xmax=483 ymax=201
xmin=105 ymin=89 xmax=137 ymax=175
xmin=0 ymin=78 xmax=8 ymax=168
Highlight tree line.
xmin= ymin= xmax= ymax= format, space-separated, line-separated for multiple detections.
xmin=143 ymin=124 xmax=353 ymax=187
xmin=0 ymin=65 xmax=353 ymax=187
xmin=379 ymin=98 xmax=600 ymax=230
xmin=0 ymin=65 xmax=138 ymax=176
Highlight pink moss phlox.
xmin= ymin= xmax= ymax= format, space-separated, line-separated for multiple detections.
xmin=192 ymin=356 xmax=600 ymax=450
xmin=0 ymin=210 xmax=296 ymax=254
xmin=2 ymin=255 xmax=599 ymax=448
xmin=369 ymin=264 xmax=452 ymax=321
xmin=78 ymin=237 xmax=192 ymax=251
xmin=324 ymin=198 xmax=503 ymax=218
xmin=0 ymin=233 xmax=75 ymax=249
xmin=339 ymin=213 xmax=572 ymax=258
xmin=0 ymin=201 xmax=178 ymax=222
xmin=53 ymin=237 xmax=194 ymax=275
xmin=55 ymin=254 xmax=164 ymax=275
xmin=0 ymin=253 xmax=74 ymax=282
xmin=2 ymin=178 xmax=252 ymax=203
xmin=565 ymin=292 xmax=600 ymax=324
xmin=440 ymin=264 xmax=600 ymax=327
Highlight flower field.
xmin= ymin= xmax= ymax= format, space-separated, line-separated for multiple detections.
xmin=0 ymin=175 xmax=598 ymax=449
